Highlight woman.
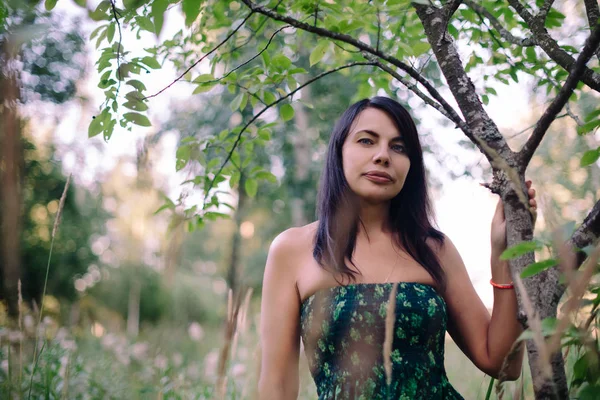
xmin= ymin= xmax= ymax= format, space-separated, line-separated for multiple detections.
xmin=258 ymin=97 xmax=536 ymax=399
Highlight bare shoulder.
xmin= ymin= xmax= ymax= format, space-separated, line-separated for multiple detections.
xmin=270 ymin=221 xmax=318 ymax=254
xmin=265 ymin=222 xmax=318 ymax=284
xmin=426 ymin=232 xmax=462 ymax=273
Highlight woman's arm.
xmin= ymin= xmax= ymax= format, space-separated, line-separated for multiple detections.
xmin=438 ymin=237 xmax=524 ymax=380
xmin=437 ymin=183 xmax=536 ymax=380
xmin=258 ymin=229 xmax=302 ymax=399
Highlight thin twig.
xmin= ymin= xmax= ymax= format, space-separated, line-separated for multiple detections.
xmin=202 ymin=61 xmax=375 ymax=203
xmin=109 ymin=0 xmax=123 ymax=97
xmin=520 ymin=24 xmax=600 ymax=165
xmin=144 ymin=11 xmax=255 ymax=100
xmin=239 ymin=0 xmax=458 ymax=129
xmin=199 ymin=25 xmax=290 ymax=86
xmin=368 ymin=56 xmax=469 ymax=133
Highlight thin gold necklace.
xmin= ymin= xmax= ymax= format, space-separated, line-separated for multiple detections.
xmin=355 ymin=241 xmax=401 ymax=283
xmin=384 ymin=252 xmax=400 ymax=283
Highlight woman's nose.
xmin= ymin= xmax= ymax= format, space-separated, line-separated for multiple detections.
xmin=373 ymin=148 xmax=390 ymax=165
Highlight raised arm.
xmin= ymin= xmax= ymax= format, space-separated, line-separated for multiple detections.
xmin=258 ymin=229 xmax=302 ymax=399
xmin=436 ymin=235 xmax=524 ymax=380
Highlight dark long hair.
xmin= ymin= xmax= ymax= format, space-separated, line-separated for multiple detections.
xmin=313 ymin=96 xmax=447 ymax=292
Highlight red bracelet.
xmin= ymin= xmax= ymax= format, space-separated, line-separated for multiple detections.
xmin=490 ymin=279 xmax=514 ymax=289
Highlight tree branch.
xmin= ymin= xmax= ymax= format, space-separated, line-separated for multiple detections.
xmin=200 ymin=25 xmax=290 ymax=86
xmin=376 ymin=6 xmax=381 ymax=52
xmin=537 ymin=0 xmax=556 ymax=21
xmin=584 ymin=0 xmax=600 ymax=59
xmin=413 ymin=4 xmax=513 ymax=164
xmin=519 ymin=24 xmax=600 ymax=165
xmin=239 ymin=0 xmax=455 ymax=129
xmin=367 ymin=55 xmax=470 ymax=134
xmin=144 ymin=10 xmax=255 ymax=100
xmin=110 ymin=0 xmax=123 ymax=100
xmin=508 ymin=0 xmax=600 ymax=92
xmin=463 ymin=0 xmax=534 ymax=47
xmin=202 ymin=61 xmax=376 ymax=203
xmin=570 ymin=200 xmax=600 ymax=263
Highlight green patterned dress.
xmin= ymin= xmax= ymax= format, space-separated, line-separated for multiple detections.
xmin=299 ymin=282 xmax=464 ymax=399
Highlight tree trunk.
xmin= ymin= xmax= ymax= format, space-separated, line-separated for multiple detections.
xmin=226 ymin=173 xmax=247 ymax=295
xmin=290 ymin=76 xmax=313 ymax=227
xmin=127 ymin=277 xmax=140 ymax=337
xmin=0 ymin=38 xmax=22 ymax=318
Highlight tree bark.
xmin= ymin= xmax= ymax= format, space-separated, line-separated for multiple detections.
xmin=226 ymin=173 xmax=247 ymax=295
xmin=290 ymin=76 xmax=312 ymax=227
xmin=413 ymin=4 xmax=573 ymax=398
xmin=126 ymin=277 xmax=140 ymax=337
xmin=0 ymin=38 xmax=22 ymax=318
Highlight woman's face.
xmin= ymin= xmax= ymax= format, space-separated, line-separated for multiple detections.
xmin=341 ymin=107 xmax=411 ymax=204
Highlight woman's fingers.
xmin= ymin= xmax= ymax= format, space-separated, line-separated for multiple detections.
xmin=526 ymin=180 xmax=537 ymax=209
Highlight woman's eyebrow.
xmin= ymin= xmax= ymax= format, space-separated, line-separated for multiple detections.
xmin=356 ymin=129 xmax=404 ymax=142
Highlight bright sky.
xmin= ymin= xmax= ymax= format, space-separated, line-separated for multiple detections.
xmin=51 ymin=1 xmax=543 ymax=308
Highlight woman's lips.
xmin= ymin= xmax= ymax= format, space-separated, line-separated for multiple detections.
xmin=364 ymin=174 xmax=392 ymax=183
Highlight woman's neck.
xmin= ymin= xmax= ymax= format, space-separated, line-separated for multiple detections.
xmin=357 ymin=200 xmax=391 ymax=240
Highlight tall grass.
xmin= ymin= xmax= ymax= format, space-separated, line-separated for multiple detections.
xmin=27 ymin=174 xmax=71 ymax=399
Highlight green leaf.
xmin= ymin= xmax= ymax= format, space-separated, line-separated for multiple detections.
xmin=245 ymin=178 xmax=258 ymax=197
xmin=123 ymin=112 xmax=151 ymax=127
xmin=45 ymin=0 xmax=58 ymax=11
xmin=580 ymin=148 xmax=600 ymax=167
xmin=280 ymin=104 xmax=294 ymax=122
xmin=154 ymin=203 xmax=174 ymax=215
xmin=520 ymin=259 xmax=558 ymax=278
xmin=410 ymin=41 xmax=430 ymax=57
xmin=151 ymin=0 xmax=169 ymax=36
xmin=577 ymin=119 xmax=600 ymax=135
xmin=500 ymin=241 xmax=542 ymax=260
xmin=229 ymin=171 xmax=240 ymax=188
xmin=193 ymin=83 xmax=217 ymax=94
xmin=255 ymin=171 xmax=277 ymax=183
xmin=183 ymin=0 xmax=202 ymax=26
xmin=136 ymin=16 xmax=155 ymax=33
xmin=176 ymin=145 xmax=191 ymax=171
xmin=141 ymin=56 xmax=161 ymax=69
xmin=310 ymin=40 xmax=329 ymax=66
xmin=257 ymin=128 xmax=271 ymax=141
xmin=88 ymin=108 xmax=110 ymax=138
xmin=193 ymin=73 xmax=214 ymax=83
xmin=123 ymin=100 xmax=148 ymax=112
xmin=126 ymin=79 xmax=147 ymax=91
xmin=263 ymin=91 xmax=277 ymax=104
xmin=230 ymin=93 xmax=244 ymax=111
xmin=271 ymin=54 xmax=292 ymax=70
xmin=89 ymin=0 xmax=111 ymax=21
xmin=106 ymin=23 xmax=115 ymax=43
xmin=584 ymin=109 xmax=600 ymax=122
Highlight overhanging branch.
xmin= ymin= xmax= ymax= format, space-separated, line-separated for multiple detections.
xmin=584 ymin=0 xmax=600 ymax=59
xmin=368 ymin=55 xmax=470 ymax=134
xmin=519 ymin=24 xmax=600 ymax=165
xmin=570 ymin=200 xmax=600 ymax=258
xmin=202 ymin=61 xmax=376 ymax=202
xmin=413 ymin=3 xmax=513 ymax=164
xmin=239 ymin=0 xmax=454 ymax=128
xmin=463 ymin=0 xmax=534 ymax=47
xmin=144 ymin=10 xmax=255 ymax=100
xmin=537 ymin=0 xmax=556 ymax=21
xmin=508 ymin=0 xmax=600 ymax=92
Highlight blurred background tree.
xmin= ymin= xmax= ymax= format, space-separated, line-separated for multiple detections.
xmin=0 ymin=0 xmax=101 ymax=318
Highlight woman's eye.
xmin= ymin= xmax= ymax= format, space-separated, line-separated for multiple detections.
xmin=358 ymin=138 xmax=373 ymax=145
xmin=392 ymin=144 xmax=406 ymax=153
